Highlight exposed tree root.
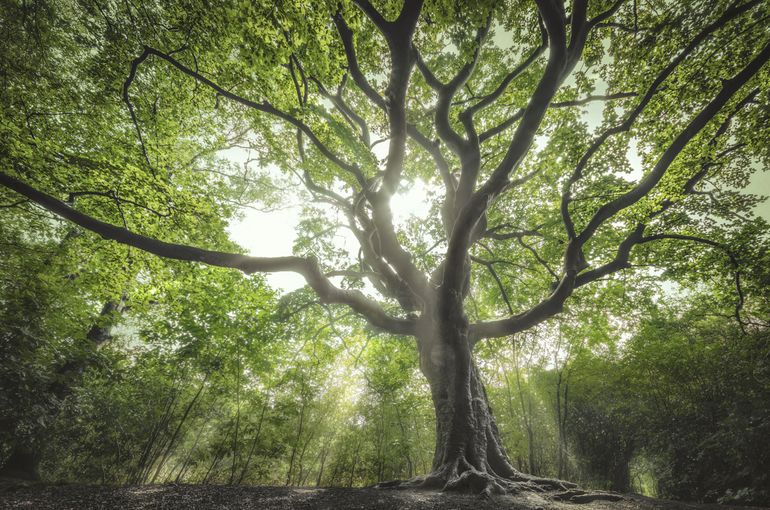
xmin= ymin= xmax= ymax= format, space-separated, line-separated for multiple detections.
xmin=552 ymin=489 xmax=624 ymax=503
xmin=373 ymin=464 xmax=622 ymax=504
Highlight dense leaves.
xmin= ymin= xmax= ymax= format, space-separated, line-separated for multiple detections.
xmin=1 ymin=0 xmax=769 ymax=505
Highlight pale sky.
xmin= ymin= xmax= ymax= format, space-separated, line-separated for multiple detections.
xmin=226 ymin=147 xmax=434 ymax=292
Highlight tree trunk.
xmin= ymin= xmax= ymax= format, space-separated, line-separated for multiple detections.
xmin=412 ymin=314 xmax=579 ymax=495
xmin=512 ymin=337 xmax=538 ymax=475
xmin=315 ymin=447 xmax=327 ymax=487
xmin=610 ymin=450 xmax=633 ymax=493
xmin=237 ymin=402 xmax=267 ymax=485
xmin=415 ymin=317 xmax=519 ymax=494
xmin=3 ymin=295 xmax=127 ymax=483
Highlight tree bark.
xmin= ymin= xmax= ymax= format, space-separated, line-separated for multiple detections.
xmin=415 ymin=313 xmax=520 ymax=494
xmin=410 ymin=308 xmax=583 ymax=496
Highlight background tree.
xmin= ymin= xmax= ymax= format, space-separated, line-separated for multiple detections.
xmin=2 ymin=0 xmax=769 ymax=499
xmin=567 ymin=295 xmax=770 ymax=505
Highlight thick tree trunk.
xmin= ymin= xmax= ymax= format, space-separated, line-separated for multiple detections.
xmin=408 ymin=315 xmax=595 ymax=498
xmin=415 ymin=316 xmax=522 ymax=494
xmin=377 ymin=287 xmax=617 ymax=502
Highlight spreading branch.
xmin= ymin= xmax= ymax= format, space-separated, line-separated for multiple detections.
xmin=470 ymin=37 xmax=770 ymax=341
xmin=126 ymin=46 xmax=366 ymax=187
xmin=0 ymin=171 xmax=415 ymax=336
xmin=561 ymin=0 xmax=763 ymax=239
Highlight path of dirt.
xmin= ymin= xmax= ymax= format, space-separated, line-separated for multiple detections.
xmin=0 ymin=483 xmax=767 ymax=510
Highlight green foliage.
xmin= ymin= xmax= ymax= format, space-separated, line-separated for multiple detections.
xmin=1 ymin=0 xmax=769 ymax=503
xmin=567 ymin=304 xmax=770 ymax=505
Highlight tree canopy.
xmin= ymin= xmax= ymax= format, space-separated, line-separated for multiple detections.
xmin=1 ymin=0 xmax=769 ymax=503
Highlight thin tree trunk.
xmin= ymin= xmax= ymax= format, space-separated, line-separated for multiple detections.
xmin=559 ymin=381 xmax=569 ymax=480
xmin=202 ymin=421 xmax=233 ymax=484
xmin=229 ymin=352 xmax=241 ymax=485
xmin=315 ymin=447 xmax=328 ymax=487
xmin=376 ymin=404 xmax=385 ymax=482
xmin=556 ymin=370 xmax=564 ymax=479
xmin=411 ymin=413 xmax=428 ymax=474
xmin=394 ymin=406 xmax=413 ymax=478
xmin=512 ymin=337 xmax=537 ymax=475
xmin=150 ymin=373 xmax=208 ymax=483
xmin=134 ymin=388 xmax=179 ymax=484
xmin=348 ymin=442 xmax=359 ymax=487
xmin=237 ymin=402 xmax=267 ymax=485
xmin=173 ymin=415 xmax=209 ymax=483
xmin=295 ymin=427 xmax=316 ymax=486
xmin=286 ymin=391 xmax=306 ymax=486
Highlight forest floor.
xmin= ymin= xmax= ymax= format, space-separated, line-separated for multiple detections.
xmin=1 ymin=482 xmax=768 ymax=510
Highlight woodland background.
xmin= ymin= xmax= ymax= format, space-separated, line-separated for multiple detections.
xmin=2 ymin=210 xmax=769 ymax=505
xmin=1 ymin=0 xmax=769 ymax=507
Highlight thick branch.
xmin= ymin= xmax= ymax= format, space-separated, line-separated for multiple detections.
xmin=577 ymin=40 xmax=770 ymax=245
xmin=561 ymin=0 xmax=762 ymax=239
xmin=415 ymin=14 xmax=491 ymax=154
xmin=470 ymin=36 xmax=769 ymax=342
xmin=334 ymin=2 xmax=431 ymax=302
xmin=333 ymin=10 xmax=452 ymax=196
xmin=0 ymin=172 xmax=415 ymax=335
xmin=442 ymin=0 xmax=570 ymax=296
xmin=333 ymin=13 xmax=387 ymax=110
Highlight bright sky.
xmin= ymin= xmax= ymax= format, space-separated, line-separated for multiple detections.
xmin=226 ymin=141 xmax=435 ymax=292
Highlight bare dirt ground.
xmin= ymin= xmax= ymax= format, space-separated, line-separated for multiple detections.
xmin=0 ymin=483 xmax=768 ymax=510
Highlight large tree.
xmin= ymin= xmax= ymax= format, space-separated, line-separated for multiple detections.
xmin=2 ymin=0 xmax=768 ymax=498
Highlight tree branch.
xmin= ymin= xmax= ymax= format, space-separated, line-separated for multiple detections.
xmin=463 ymin=22 xmax=548 ymax=119
xmin=442 ymin=0 xmax=571 ymax=297
xmin=479 ymin=93 xmax=636 ymax=143
xmin=310 ymin=75 xmax=371 ymax=146
xmin=333 ymin=2 xmax=431 ymax=302
xmin=122 ymin=48 xmax=154 ymax=170
xmin=0 ymin=171 xmax=415 ymax=335
xmin=576 ymin=40 xmax=770 ymax=246
xmin=561 ymin=0 xmax=762 ymax=239
xmin=129 ymin=46 xmax=366 ymax=187
xmin=469 ymin=36 xmax=769 ymax=342
xmin=470 ymin=256 xmax=514 ymax=314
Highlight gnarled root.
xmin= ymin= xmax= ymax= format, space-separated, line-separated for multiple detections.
xmin=552 ymin=488 xmax=624 ymax=503
xmin=373 ymin=460 xmax=623 ymax=504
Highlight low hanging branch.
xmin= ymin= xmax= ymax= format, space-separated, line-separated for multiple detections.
xmin=0 ymin=171 xmax=415 ymax=336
